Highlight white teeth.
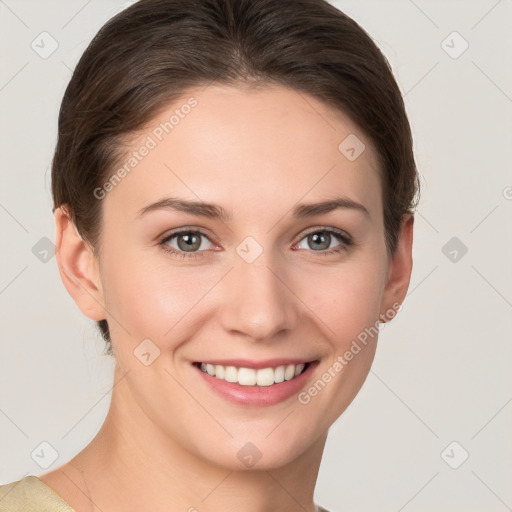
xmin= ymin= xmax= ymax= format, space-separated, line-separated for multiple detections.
xmin=274 ymin=365 xmax=285 ymax=383
xmin=294 ymin=363 xmax=305 ymax=376
xmin=199 ymin=362 xmax=309 ymax=386
xmin=224 ymin=366 xmax=238 ymax=383
xmin=238 ymin=367 xmax=256 ymax=386
xmin=284 ymin=364 xmax=295 ymax=381
xmin=256 ymin=367 xmax=274 ymax=387
xmin=215 ymin=365 xmax=225 ymax=379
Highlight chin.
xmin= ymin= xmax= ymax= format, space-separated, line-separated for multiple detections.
xmin=190 ymin=427 xmax=323 ymax=472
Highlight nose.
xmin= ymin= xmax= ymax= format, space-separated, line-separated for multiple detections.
xmin=218 ymin=251 xmax=300 ymax=342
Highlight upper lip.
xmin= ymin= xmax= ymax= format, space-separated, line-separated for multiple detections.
xmin=193 ymin=358 xmax=318 ymax=370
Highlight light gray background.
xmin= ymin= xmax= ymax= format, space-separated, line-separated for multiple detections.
xmin=1 ymin=1 xmax=511 ymax=511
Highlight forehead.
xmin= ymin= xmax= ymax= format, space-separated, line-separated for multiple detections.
xmin=103 ymin=83 xmax=383 ymax=224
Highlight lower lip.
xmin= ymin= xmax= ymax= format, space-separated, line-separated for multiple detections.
xmin=192 ymin=361 xmax=319 ymax=407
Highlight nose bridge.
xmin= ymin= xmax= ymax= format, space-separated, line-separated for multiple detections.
xmin=218 ymin=246 xmax=298 ymax=341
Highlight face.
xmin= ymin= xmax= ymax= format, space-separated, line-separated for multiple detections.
xmin=62 ymin=83 xmax=411 ymax=470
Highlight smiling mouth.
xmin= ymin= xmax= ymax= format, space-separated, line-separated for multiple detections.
xmin=192 ymin=361 xmax=316 ymax=387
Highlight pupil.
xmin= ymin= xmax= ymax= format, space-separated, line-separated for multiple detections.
xmin=178 ymin=233 xmax=200 ymax=251
xmin=310 ymin=232 xmax=329 ymax=250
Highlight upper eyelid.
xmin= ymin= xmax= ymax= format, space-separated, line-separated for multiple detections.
xmin=299 ymin=226 xmax=351 ymax=240
xmin=161 ymin=227 xmax=216 ymax=245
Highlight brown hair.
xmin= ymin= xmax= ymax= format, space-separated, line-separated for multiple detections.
xmin=51 ymin=0 xmax=420 ymax=355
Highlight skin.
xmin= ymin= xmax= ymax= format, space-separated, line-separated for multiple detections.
xmin=40 ymin=83 xmax=413 ymax=512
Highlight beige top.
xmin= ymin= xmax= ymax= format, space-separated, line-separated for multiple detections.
xmin=0 ymin=475 xmax=332 ymax=511
xmin=0 ymin=476 xmax=75 ymax=512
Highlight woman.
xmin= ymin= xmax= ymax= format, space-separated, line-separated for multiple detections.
xmin=0 ymin=0 xmax=419 ymax=510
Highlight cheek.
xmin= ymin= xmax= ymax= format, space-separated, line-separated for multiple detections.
xmin=288 ymin=257 xmax=386 ymax=430
xmin=296 ymin=256 xmax=386 ymax=348
xmin=101 ymin=251 xmax=210 ymax=349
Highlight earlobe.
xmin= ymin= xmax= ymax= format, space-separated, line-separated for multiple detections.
xmin=54 ymin=206 xmax=106 ymax=322
xmin=379 ymin=213 xmax=414 ymax=323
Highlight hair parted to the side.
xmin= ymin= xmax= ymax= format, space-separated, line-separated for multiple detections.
xmin=51 ymin=0 xmax=421 ymax=356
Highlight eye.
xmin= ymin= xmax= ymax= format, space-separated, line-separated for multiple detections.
xmin=159 ymin=229 xmax=215 ymax=259
xmin=294 ymin=227 xmax=353 ymax=256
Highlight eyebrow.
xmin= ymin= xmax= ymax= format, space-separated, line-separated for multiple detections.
xmin=136 ymin=195 xmax=370 ymax=221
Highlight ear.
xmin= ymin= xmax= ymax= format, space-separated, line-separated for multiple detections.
xmin=379 ymin=213 xmax=414 ymax=322
xmin=54 ymin=206 xmax=106 ymax=322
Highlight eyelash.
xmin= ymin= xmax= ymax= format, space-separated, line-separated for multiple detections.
xmin=158 ymin=226 xmax=354 ymax=260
